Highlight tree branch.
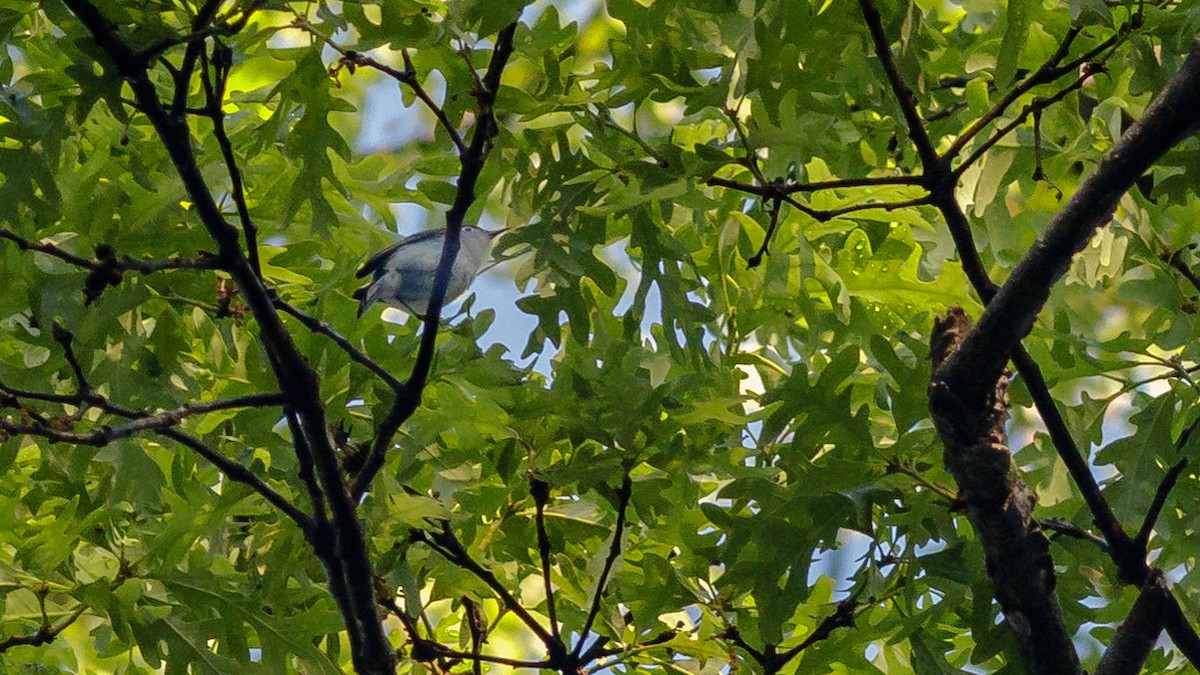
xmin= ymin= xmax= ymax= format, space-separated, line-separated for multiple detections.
xmin=858 ymin=10 xmax=1200 ymax=664
xmin=351 ymin=19 xmax=520 ymax=501
xmin=928 ymin=309 xmax=1080 ymax=674
xmin=290 ymin=14 xmax=468 ymax=156
xmin=1 ymin=393 xmax=286 ymax=445
xmin=0 ymin=376 xmax=310 ymax=531
xmin=1094 ymin=569 xmax=1169 ymax=675
xmin=58 ymin=2 xmax=395 ymax=670
xmin=0 ymin=605 xmax=86 ymax=654
xmin=530 ymin=478 xmax=561 ymax=639
xmin=574 ymin=472 xmax=633 ymax=661
xmin=1134 ymin=458 xmax=1188 ymax=553
xmin=936 ymin=34 xmax=1200 ymax=436
xmin=857 ymin=0 xmax=940 ymax=173
xmin=199 ymin=41 xmax=262 ymax=279
xmin=274 ymin=296 xmax=404 ymax=393
xmin=1164 ymin=246 xmax=1200 ymax=294
xmin=954 ymin=70 xmax=1094 ymax=178
xmin=417 ymin=522 xmax=559 ymax=651
xmin=156 ymin=427 xmax=312 ymax=530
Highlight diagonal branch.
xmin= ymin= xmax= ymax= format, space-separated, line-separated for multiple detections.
xmin=860 ymin=11 xmax=1200 ymax=664
xmin=274 ymin=296 xmax=404 ymax=393
xmin=575 ymin=472 xmax=633 ymax=661
xmin=935 ymin=36 xmax=1200 ymax=436
xmin=351 ymin=20 xmax=520 ymax=501
xmin=857 ymin=0 xmax=940 ymax=173
xmin=946 ymin=20 xmax=1135 ymax=162
xmin=156 ymin=427 xmax=312 ymax=530
xmin=928 ymin=309 xmax=1080 ymax=674
xmin=1095 ymin=569 xmax=1169 ymax=675
xmin=1165 ymin=246 xmax=1200 ymax=294
xmin=1134 ymin=458 xmax=1188 ymax=553
xmin=953 ymin=70 xmax=1094 ymax=178
xmin=417 ymin=522 xmax=559 ymax=651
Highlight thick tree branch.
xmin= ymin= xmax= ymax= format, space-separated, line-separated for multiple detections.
xmin=858 ymin=6 xmax=1200 ymax=664
xmin=936 ymin=36 xmax=1200 ymax=411
xmin=928 ymin=309 xmax=1080 ymax=675
xmin=1094 ymin=570 xmax=1169 ymax=675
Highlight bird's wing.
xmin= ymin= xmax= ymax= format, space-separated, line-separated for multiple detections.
xmin=355 ymin=230 xmax=446 ymax=279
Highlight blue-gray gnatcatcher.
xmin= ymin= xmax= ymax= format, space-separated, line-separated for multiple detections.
xmin=353 ymin=225 xmax=501 ymax=318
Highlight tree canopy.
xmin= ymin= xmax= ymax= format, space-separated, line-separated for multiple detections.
xmin=2 ymin=0 xmax=1200 ymax=673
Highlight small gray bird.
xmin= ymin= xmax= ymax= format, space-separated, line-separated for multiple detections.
xmin=353 ymin=226 xmax=500 ymax=318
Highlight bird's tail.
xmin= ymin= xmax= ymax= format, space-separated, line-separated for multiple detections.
xmin=352 ymin=286 xmax=369 ymax=318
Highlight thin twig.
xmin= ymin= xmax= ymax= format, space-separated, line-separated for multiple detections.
xmin=954 ymin=71 xmax=1092 ymax=178
xmin=0 ymin=605 xmax=87 ymax=653
xmin=944 ymin=22 xmax=1137 ymax=161
xmin=1038 ymin=518 xmax=1112 ymax=553
xmin=0 ymin=229 xmax=219 ymax=273
xmin=289 ymin=14 xmax=467 ymax=155
xmin=573 ymin=473 xmax=633 ymax=660
xmin=1164 ymin=247 xmax=1200 ymax=294
xmin=1 ymin=393 xmax=286 ymax=444
xmin=1134 ymin=458 xmax=1188 ymax=552
xmin=199 ymin=41 xmax=262 ymax=279
xmin=818 ymin=196 xmax=933 ymax=220
xmin=417 ymin=523 xmax=559 ymax=650
xmin=781 ymin=174 xmax=924 ymax=193
xmin=746 ymin=196 xmax=782 ymax=269
xmin=274 ymin=296 xmax=404 ymax=392
xmin=0 ymin=379 xmax=308 ymax=530
xmin=530 ymin=477 xmax=560 ymax=638
xmin=586 ymin=108 xmax=670 ymax=168
xmin=157 ymin=427 xmax=312 ymax=530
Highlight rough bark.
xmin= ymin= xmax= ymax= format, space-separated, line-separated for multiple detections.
xmin=929 ymin=309 xmax=1080 ymax=675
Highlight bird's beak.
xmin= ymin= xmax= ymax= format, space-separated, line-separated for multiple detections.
xmin=486 ymin=229 xmax=505 ymax=239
